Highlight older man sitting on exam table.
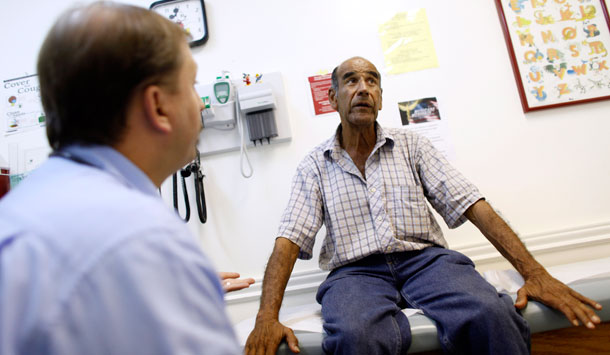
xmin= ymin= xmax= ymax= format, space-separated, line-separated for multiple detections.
xmin=244 ymin=56 xmax=603 ymax=355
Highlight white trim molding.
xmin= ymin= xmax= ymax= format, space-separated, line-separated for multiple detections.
xmin=459 ymin=221 xmax=610 ymax=267
xmin=226 ymin=221 xmax=610 ymax=305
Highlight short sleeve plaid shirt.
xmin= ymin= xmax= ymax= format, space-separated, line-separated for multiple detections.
xmin=277 ymin=124 xmax=483 ymax=271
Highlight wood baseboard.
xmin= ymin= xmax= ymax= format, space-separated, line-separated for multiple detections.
xmin=411 ymin=322 xmax=610 ymax=354
xmin=531 ymin=321 xmax=610 ymax=354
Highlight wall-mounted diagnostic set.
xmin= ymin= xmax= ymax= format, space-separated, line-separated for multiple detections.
xmin=200 ymin=74 xmax=237 ymax=129
xmin=238 ymin=83 xmax=278 ymax=145
xmin=195 ymin=72 xmax=292 ymax=178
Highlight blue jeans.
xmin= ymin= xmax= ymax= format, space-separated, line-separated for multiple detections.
xmin=316 ymin=247 xmax=530 ymax=354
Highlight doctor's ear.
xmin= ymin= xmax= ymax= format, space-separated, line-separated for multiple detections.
xmin=142 ymin=85 xmax=172 ymax=134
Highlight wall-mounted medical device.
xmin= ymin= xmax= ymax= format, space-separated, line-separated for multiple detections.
xmin=197 ymin=72 xmax=292 ymax=178
xmin=197 ymin=72 xmax=291 ymax=156
xmin=172 ymin=148 xmax=207 ymax=223
xmin=197 ymin=75 xmax=236 ymax=129
xmin=237 ymin=83 xmax=278 ymax=145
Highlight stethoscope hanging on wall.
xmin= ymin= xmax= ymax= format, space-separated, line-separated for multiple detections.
xmin=172 ymin=149 xmax=207 ymax=223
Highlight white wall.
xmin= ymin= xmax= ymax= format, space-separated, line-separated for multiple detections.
xmin=2 ymin=0 xmax=609 ymax=293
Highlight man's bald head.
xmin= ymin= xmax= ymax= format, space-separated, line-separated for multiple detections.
xmin=330 ymin=57 xmax=381 ymax=91
xmin=328 ymin=57 xmax=383 ymax=127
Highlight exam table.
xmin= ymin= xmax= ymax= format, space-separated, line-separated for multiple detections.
xmin=236 ymin=257 xmax=610 ymax=354
xmin=276 ymin=277 xmax=610 ymax=354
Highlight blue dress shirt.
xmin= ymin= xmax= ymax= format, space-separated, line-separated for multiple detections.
xmin=0 ymin=145 xmax=240 ymax=354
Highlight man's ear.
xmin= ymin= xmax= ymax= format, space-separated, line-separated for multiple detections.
xmin=328 ymin=87 xmax=338 ymax=110
xmin=142 ymin=85 xmax=172 ymax=134
xmin=379 ymin=88 xmax=383 ymax=111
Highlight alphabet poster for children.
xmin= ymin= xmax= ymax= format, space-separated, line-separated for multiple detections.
xmin=497 ymin=0 xmax=610 ymax=111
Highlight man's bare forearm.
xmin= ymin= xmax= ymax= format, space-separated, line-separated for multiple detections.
xmin=465 ymin=199 xmax=544 ymax=277
xmin=256 ymin=237 xmax=300 ymax=321
xmin=466 ymin=199 xmax=603 ymax=328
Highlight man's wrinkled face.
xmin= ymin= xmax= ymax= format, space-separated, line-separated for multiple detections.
xmin=329 ymin=57 xmax=382 ymax=128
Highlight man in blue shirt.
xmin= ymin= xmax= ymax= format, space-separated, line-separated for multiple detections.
xmin=0 ymin=2 xmax=246 ymax=354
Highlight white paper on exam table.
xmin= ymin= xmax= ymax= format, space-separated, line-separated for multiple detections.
xmin=483 ymin=256 xmax=610 ymax=293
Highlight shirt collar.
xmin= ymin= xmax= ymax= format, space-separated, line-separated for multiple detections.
xmin=58 ymin=144 xmax=158 ymax=198
xmin=323 ymin=122 xmax=395 ymax=161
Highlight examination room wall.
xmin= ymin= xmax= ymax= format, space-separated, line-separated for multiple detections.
xmin=1 ymin=0 xmax=609 ymax=282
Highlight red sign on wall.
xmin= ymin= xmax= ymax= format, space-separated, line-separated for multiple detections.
xmin=308 ymin=74 xmax=335 ymax=116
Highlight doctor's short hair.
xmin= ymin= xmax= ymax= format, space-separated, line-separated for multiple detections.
xmin=38 ymin=1 xmax=189 ymax=150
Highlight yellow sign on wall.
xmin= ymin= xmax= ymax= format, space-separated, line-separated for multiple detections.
xmin=379 ymin=9 xmax=439 ymax=75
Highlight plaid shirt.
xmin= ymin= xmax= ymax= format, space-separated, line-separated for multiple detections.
xmin=278 ymin=124 xmax=483 ymax=271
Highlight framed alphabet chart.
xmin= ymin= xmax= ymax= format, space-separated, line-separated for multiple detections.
xmin=495 ymin=0 xmax=610 ymax=112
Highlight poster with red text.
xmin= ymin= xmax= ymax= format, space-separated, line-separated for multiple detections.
xmin=308 ymin=74 xmax=335 ymax=116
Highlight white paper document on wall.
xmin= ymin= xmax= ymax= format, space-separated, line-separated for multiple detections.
xmin=397 ymin=97 xmax=455 ymax=161
xmin=2 ymin=74 xmax=46 ymax=136
xmin=378 ymin=8 xmax=439 ymax=75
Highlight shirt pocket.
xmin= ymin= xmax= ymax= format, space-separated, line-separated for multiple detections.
xmin=385 ymin=185 xmax=431 ymax=239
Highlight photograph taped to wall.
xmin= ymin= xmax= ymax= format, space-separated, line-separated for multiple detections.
xmin=397 ymin=96 xmax=454 ymax=160
xmin=2 ymin=74 xmax=46 ymax=135
xmin=495 ymin=0 xmax=610 ymax=112
xmin=398 ymin=97 xmax=440 ymax=125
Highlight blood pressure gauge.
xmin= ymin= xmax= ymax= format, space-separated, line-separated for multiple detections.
xmin=150 ymin=0 xmax=209 ymax=47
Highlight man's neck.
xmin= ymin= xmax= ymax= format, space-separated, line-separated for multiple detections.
xmin=339 ymin=123 xmax=377 ymax=178
xmin=339 ymin=122 xmax=377 ymax=157
xmin=113 ymin=139 xmax=174 ymax=188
